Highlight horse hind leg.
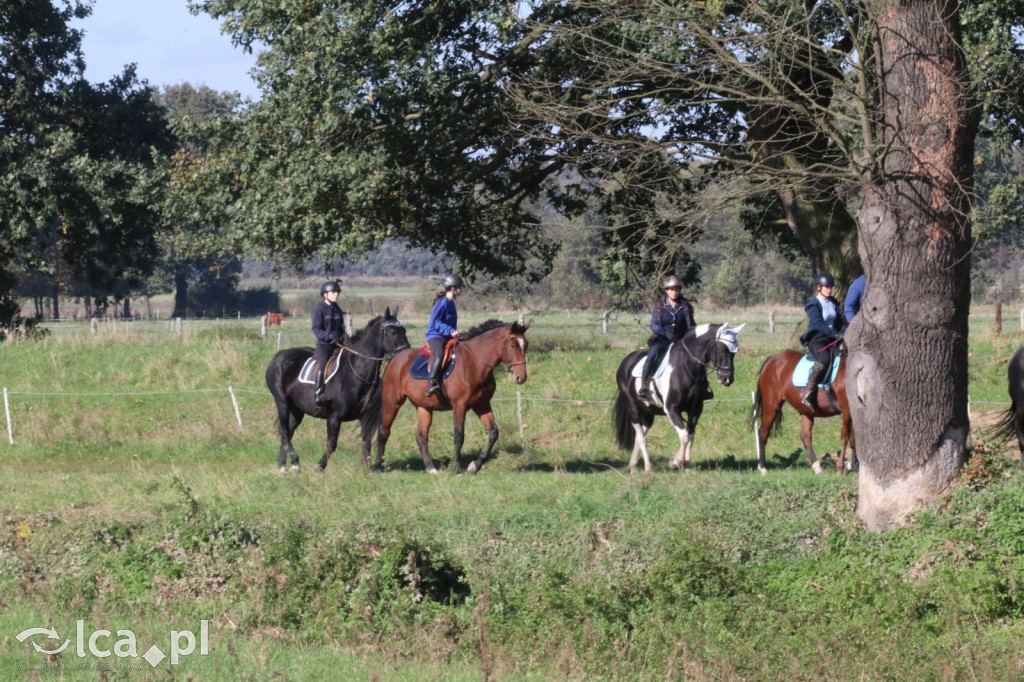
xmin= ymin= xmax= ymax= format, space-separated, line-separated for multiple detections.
xmin=276 ymin=403 xmax=302 ymax=473
xmin=629 ymin=420 xmax=653 ymax=473
xmin=667 ymin=414 xmax=693 ymax=472
xmin=317 ymin=415 xmax=342 ymax=472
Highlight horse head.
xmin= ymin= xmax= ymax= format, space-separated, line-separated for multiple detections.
xmin=702 ymin=322 xmax=744 ymax=387
xmin=380 ymin=307 xmax=410 ymax=356
xmin=505 ymin=320 xmax=531 ymax=385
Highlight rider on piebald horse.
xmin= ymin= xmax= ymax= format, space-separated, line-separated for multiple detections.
xmin=799 ymin=272 xmax=847 ymax=409
xmin=638 ymin=274 xmax=710 ymax=401
xmin=312 ymin=280 xmax=347 ymax=404
xmin=425 ymin=273 xmax=463 ymax=397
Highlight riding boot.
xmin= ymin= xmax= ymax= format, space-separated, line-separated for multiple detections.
xmin=425 ymin=356 xmax=442 ymax=397
xmin=801 ymin=362 xmax=826 ymax=408
xmin=637 ymin=362 xmax=655 ymax=400
xmin=313 ymin=371 xmax=325 ymax=404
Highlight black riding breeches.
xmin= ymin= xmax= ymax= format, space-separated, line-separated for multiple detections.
xmin=315 ymin=343 xmax=333 ymax=381
xmin=645 ymin=336 xmax=671 ymax=374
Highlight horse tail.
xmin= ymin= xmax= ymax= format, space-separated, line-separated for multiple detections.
xmin=992 ymin=400 xmax=1020 ymax=446
xmin=747 ymin=356 xmax=784 ymax=436
xmin=613 ymin=387 xmax=635 ymax=451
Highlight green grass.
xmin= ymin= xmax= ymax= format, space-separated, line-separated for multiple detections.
xmin=1 ymin=307 xmax=1023 ymax=680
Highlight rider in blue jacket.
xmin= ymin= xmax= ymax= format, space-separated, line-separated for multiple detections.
xmin=425 ymin=274 xmax=463 ymax=397
xmin=799 ymin=273 xmax=847 ymax=408
xmin=312 ymin=280 xmax=347 ymax=404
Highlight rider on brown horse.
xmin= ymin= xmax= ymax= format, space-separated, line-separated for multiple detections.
xmin=799 ymin=272 xmax=847 ymax=409
xmin=425 ymin=273 xmax=463 ymax=397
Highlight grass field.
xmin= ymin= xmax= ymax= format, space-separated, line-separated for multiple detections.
xmin=1 ymin=300 xmax=1023 ymax=680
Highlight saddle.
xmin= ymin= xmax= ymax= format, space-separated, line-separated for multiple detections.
xmin=410 ymin=338 xmax=458 ymax=380
xmin=791 ymin=354 xmax=841 ymax=388
xmin=298 ymin=348 xmax=342 ymax=385
xmin=630 ymin=343 xmax=675 ymax=380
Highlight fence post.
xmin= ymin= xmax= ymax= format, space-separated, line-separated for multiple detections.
xmin=175 ymin=317 xmax=182 ymax=336
xmin=1020 ymin=308 xmax=1024 ymax=331
xmin=995 ymin=303 xmax=1002 ymax=335
xmin=768 ymin=311 xmax=775 ymax=334
xmin=229 ymin=387 xmax=244 ymax=431
xmin=516 ymin=391 xmax=524 ymax=444
xmin=602 ymin=311 xmax=609 ymax=334
xmin=91 ymin=318 xmax=98 ymax=336
xmin=277 ymin=331 xmax=282 ymax=350
xmin=4 ymin=387 xmax=12 ymax=445
xmin=260 ymin=315 xmax=268 ymax=339
xmin=751 ymin=390 xmax=758 ymax=456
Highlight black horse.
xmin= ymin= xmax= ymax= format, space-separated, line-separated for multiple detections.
xmin=995 ymin=346 xmax=1024 ymax=457
xmin=613 ymin=323 xmax=744 ymax=472
xmin=265 ymin=308 xmax=409 ymax=472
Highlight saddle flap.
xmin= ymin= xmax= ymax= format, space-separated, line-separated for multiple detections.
xmin=298 ymin=349 xmax=342 ymax=385
xmin=630 ymin=343 xmax=674 ymax=379
xmin=418 ymin=339 xmax=457 ymax=367
xmin=791 ymin=354 xmax=841 ymax=388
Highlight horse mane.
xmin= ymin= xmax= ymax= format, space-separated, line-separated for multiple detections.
xmin=348 ymin=316 xmax=383 ymax=345
xmin=460 ymin=319 xmax=507 ymax=340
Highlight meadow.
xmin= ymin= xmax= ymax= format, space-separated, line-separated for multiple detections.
xmin=1 ymin=299 xmax=1023 ymax=680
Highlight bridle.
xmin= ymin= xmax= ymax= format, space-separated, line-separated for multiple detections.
xmin=471 ymin=331 xmax=528 ymax=374
xmin=679 ymin=335 xmax=733 ymax=379
xmin=338 ymin=318 xmax=410 ymax=382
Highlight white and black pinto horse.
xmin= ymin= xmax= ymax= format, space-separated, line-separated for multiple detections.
xmin=613 ymin=323 xmax=744 ymax=472
xmin=995 ymin=346 xmax=1024 ymax=457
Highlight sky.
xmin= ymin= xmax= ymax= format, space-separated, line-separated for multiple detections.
xmin=72 ymin=0 xmax=262 ymax=100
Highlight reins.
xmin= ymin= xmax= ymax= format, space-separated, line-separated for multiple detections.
xmin=337 ymin=320 xmax=410 ymax=384
xmin=678 ymin=333 xmax=732 ymax=377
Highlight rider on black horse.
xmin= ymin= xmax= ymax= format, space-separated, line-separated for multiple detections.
xmin=312 ymin=280 xmax=347 ymax=404
xmin=799 ymin=272 xmax=847 ymax=409
xmin=638 ymin=274 xmax=703 ymax=400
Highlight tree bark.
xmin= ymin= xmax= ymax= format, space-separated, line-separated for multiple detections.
xmin=848 ymin=0 xmax=977 ymax=530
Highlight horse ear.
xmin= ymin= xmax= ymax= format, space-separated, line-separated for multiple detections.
xmin=732 ymin=323 xmax=746 ymax=334
xmin=524 ymin=319 xmax=532 ymax=330
xmin=385 ymin=306 xmax=391 ymax=318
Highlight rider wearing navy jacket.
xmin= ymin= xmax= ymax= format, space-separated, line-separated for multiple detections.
xmin=425 ymin=273 xmax=463 ymax=397
xmin=312 ymin=280 xmax=347 ymax=404
xmin=799 ymin=272 xmax=847 ymax=408
xmin=637 ymin=274 xmax=696 ymax=400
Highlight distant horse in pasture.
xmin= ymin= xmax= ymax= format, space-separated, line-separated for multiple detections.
xmin=265 ymin=309 xmax=409 ymax=472
xmin=613 ymin=323 xmax=745 ymax=472
xmin=375 ymin=320 xmax=530 ymax=474
xmin=994 ymin=346 xmax=1024 ymax=457
xmin=266 ymin=312 xmax=284 ymax=327
xmin=749 ymin=345 xmax=856 ymax=475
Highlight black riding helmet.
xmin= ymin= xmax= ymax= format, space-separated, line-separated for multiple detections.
xmin=442 ymin=273 xmax=464 ymax=289
xmin=813 ymin=272 xmax=835 ymax=288
xmin=320 ymin=281 xmax=341 ymax=295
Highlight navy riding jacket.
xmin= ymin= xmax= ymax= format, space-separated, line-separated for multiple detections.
xmin=800 ymin=296 xmax=846 ymax=346
xmin=312 ymin=301 xmax=346 ymax=347
xmin=651 ymin=297 xmax=695 ymax=341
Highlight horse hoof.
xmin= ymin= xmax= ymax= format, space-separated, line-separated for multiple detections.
xmin=811 ymin=461 xmax=822 ymax=475
xmin=668 ymin=461 xmax=679 ymax=471
xmin=278 ymin=467 xmax=287 ymax=474
xmin=758 ymin=466 xmax=767 ymax=476
xmin=426 ymin=467 xmax=440 ymax=475
xmin=467 ymin=461 xmax=479 ymax=474
xmin=290 ymin=465 xmax=300 ymax=473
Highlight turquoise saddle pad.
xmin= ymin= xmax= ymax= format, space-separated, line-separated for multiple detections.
xmin=791 ymin=354 xmax=841 ymax=388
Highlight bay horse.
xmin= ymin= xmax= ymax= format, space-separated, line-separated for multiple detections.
xmin=375 ymin=319 xmax=530 ymax=474
xmin=265 ymin=308 xmax=410 ymax=472
xmin=613 ymin=323 xmax=745 ymax=472
xmin=994 ymin=346 xmax=1024 ymax=456
xmin=749 ymin=346 xmax=856 ymax=475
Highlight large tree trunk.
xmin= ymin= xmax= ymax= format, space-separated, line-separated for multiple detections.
xmin=848 ymin=0 xmax=977 ymax=530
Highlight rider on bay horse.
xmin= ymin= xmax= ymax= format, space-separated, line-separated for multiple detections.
xmin=425 ymin=273 xmax=463 ymax=397
xmin=312 ymin=280 xmax=347 ymax=404
xmin=799 ymin=272 xmax=847 ymax=409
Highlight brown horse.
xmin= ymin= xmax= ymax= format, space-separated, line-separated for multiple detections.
xmin=749 ymin=347 xmax=856 ymax=475
xmin=375 ymin=319 xmax=530 ymax=474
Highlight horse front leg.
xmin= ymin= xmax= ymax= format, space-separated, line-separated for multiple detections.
xmin=666 ymin=408 xmax=693 ymax=472
xmin=374 ymin=395 xmax=404 ymax=472
xmin=754 ymin=404 xmax=774 ymax=476
xmin=800 ymin=414 xmax=822 ymax=474
xmin=416 ymin=407 xmax=440 ymax=474
xmin=317 ymin=414 xmax=342 ymax=472
xmin=467 ymin=404 xmax=498 ymax=474
xmin=278 ymin=406 xmax=303 ymax=473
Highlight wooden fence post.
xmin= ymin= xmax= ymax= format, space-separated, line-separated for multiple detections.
xmin=768 ymin=311 xmax=776 ymax=334
xmin=995 ymin=303 xmax=1002 ymax=335
xmin=602 ymin=311 xmax=609 ymax=334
